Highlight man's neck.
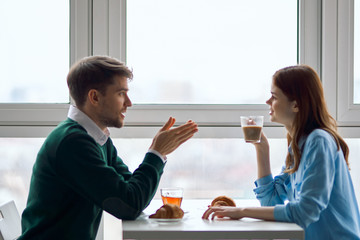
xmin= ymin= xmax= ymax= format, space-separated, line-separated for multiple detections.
xmin=77 ymin=105 xmax=106 ymax=131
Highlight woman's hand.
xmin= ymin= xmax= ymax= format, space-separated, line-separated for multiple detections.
xmin=202 ymin=206 xmax=244 ymax=220
xmin=253 ymin=131 xmax=269 ymax=150
xmin=253 ymin=131 xmax=271 ymax=179
xmin=202 ymin=206 xmax=275 ymax=221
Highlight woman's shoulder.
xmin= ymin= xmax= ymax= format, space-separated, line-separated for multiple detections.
xmin=308 ymin=128 xmax=329 ymax=138
xmin=305 ymin=129 xmax=337 ymax=148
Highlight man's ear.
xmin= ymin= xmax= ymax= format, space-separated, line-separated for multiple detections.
xmin=87 ymin=89 xmax=100 ymax=106
xmin=292 ymin=101 xmax=299 ymax=113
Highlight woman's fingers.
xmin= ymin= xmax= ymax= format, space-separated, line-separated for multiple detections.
xmin=202 ymin=207 xmax=223 ymax=220
xmin=202 ymin=208 xmax=213 ymax=219
xmin=202 ymin=206 xmax=241 ymax=220
xmin=211 ymin=211 xmax=226 ymax=220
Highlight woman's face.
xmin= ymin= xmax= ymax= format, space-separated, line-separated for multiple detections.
xmin=266 ymin=81 xmax=298 ymax=132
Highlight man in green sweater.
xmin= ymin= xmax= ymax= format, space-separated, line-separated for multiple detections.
xmin=19 ymin=56 xmax=198 ymax=239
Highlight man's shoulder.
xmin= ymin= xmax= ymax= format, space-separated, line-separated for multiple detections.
xmin=46 ymin=118 xmax=88 ymax=142
xmin=37 ymin=119 xmax=97 ymax=162
xmin=54 ymin=118 xmax=85 ymax=133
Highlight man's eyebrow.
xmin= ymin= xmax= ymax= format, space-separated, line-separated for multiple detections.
xmin=117 ymin=87 xmax=129 ymax=92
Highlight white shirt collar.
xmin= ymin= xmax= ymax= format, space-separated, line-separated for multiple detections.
xmin=67 ymin=105 xmax=110 ymax=146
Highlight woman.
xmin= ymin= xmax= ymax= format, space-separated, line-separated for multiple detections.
xmin=202 ymin=65 xmax=360 ymax=240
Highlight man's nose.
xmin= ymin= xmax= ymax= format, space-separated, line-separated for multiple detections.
xmin=126 ymin=95 xmax=132 ymax=107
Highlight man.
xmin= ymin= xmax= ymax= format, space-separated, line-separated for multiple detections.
xmin=19 ymin=56 xmax=198 ymax=239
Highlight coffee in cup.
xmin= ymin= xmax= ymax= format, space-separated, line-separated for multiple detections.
xmin=240 ymin=116 xmax=264 ymax=143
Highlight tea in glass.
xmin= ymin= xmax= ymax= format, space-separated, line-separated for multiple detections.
xmin=160 ymin=188 xmax=183 ymax=207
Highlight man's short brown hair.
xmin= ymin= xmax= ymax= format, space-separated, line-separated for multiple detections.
xmin=67 ymin=55 xmax=133 ymax=107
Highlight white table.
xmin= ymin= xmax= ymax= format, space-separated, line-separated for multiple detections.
xmin=122 ymin=199 xmax=304 ymax=240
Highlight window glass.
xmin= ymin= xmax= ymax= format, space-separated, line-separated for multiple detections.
xmin=0 ymin=138 xmax=44 ymax=212
xmin=115 ymin=138 xmax=287 ymax=199
xmin=126 ymin=0 xmax=298 ymax=104
xmin=1 ymin=138 xmax=286 ymax=213
xmin=2 ymin=137 xmax=360 ymax=209
xmin=354 ymin=0 xmax=360 ymax=103
xmin=0 ymin=0 xmax=69 ymax=103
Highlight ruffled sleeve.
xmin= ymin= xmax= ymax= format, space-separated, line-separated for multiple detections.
xmin=253 ymin=170 xmax=290 ymax=206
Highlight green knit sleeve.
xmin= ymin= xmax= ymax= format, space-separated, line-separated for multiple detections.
xmin=55 ymin=132 xmax=165 ymax=219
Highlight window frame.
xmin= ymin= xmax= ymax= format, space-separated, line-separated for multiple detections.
xmin=336 ymin=0 xmax=360 ymax=123
xmin=322 ymin=0 xmax=360 ymax=132
xmin=1 ymin=0 xmax=359 ymax=139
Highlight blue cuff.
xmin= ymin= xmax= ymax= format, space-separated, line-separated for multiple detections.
xmin=274 ymin=204 xmax=291 ymax=222
xmin=254 ymin=174 xmax=273 ymax=187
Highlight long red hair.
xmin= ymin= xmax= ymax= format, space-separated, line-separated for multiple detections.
xmin=273 ymin=65 xmax=349 ymax=174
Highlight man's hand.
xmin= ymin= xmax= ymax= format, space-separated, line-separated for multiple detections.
xmin=149 ymin=117 xmax=198 ymax=157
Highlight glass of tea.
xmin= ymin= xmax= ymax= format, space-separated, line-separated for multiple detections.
xmin=240 ymin=116 xmax=264 ymax=143
xmin=160 ymin=187 xmax=183 ymax=207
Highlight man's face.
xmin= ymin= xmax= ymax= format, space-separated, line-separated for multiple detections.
xmin=97 ymin=76 xmax=132 ymax=129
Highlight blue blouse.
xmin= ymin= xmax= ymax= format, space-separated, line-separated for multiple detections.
xmin=254 ymin=129 xmax=360 ymax=240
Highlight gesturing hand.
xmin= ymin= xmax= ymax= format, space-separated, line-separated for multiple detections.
xmin=149 ymin=117 xmax=198 ymax=157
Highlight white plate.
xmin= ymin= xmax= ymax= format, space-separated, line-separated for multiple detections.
xmin=149 ymin=218 xmax=183 ymax=223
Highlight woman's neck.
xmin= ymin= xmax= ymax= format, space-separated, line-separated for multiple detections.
xmin=285 ymin=124 xmax=295 ymax=138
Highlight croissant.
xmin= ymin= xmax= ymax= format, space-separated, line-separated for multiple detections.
xmin=211 ymin=196 xmax=236 ymax=207
xmin=149 ymin=204 xmax=184 ymax=219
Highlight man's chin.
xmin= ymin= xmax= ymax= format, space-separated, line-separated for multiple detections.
xmin=115 ymin=122 xmax=124 ymax=128
xmin=107 ymin=120 xmax=124 ymax=129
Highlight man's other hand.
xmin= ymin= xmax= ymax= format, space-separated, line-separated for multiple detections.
xmin=149 ymin=117 xmax=198 ymax=157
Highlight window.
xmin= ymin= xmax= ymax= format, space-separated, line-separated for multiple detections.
xmin=126 ymin=0 xmax=297 ymax=104
xmin=0 ymin=0 xmax=69 ymax=103
xmin=0 ymin=138 xmax=43 ymax=212
xmin=354 ymin=0 xmax=360 ymax=103
xmin=2 ymin=0 xmax=358 ymax=198
xmin=2 ymin=1 xmax=360 ymax=238
xmin=96 ymin=0 xmax=321 ymax=128
xmin=2 ymin=137 xmax=360 ymax=213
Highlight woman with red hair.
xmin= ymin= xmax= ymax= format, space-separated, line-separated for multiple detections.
xmin=203 ymin=65 xmax=360 ymax=240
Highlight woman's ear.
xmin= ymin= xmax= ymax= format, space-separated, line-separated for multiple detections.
xmin=292 ymin=101 xmax=299 ymax=113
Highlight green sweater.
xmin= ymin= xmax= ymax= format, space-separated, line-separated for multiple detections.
xmin=19 ymin=119 xmax=164 ymax=240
